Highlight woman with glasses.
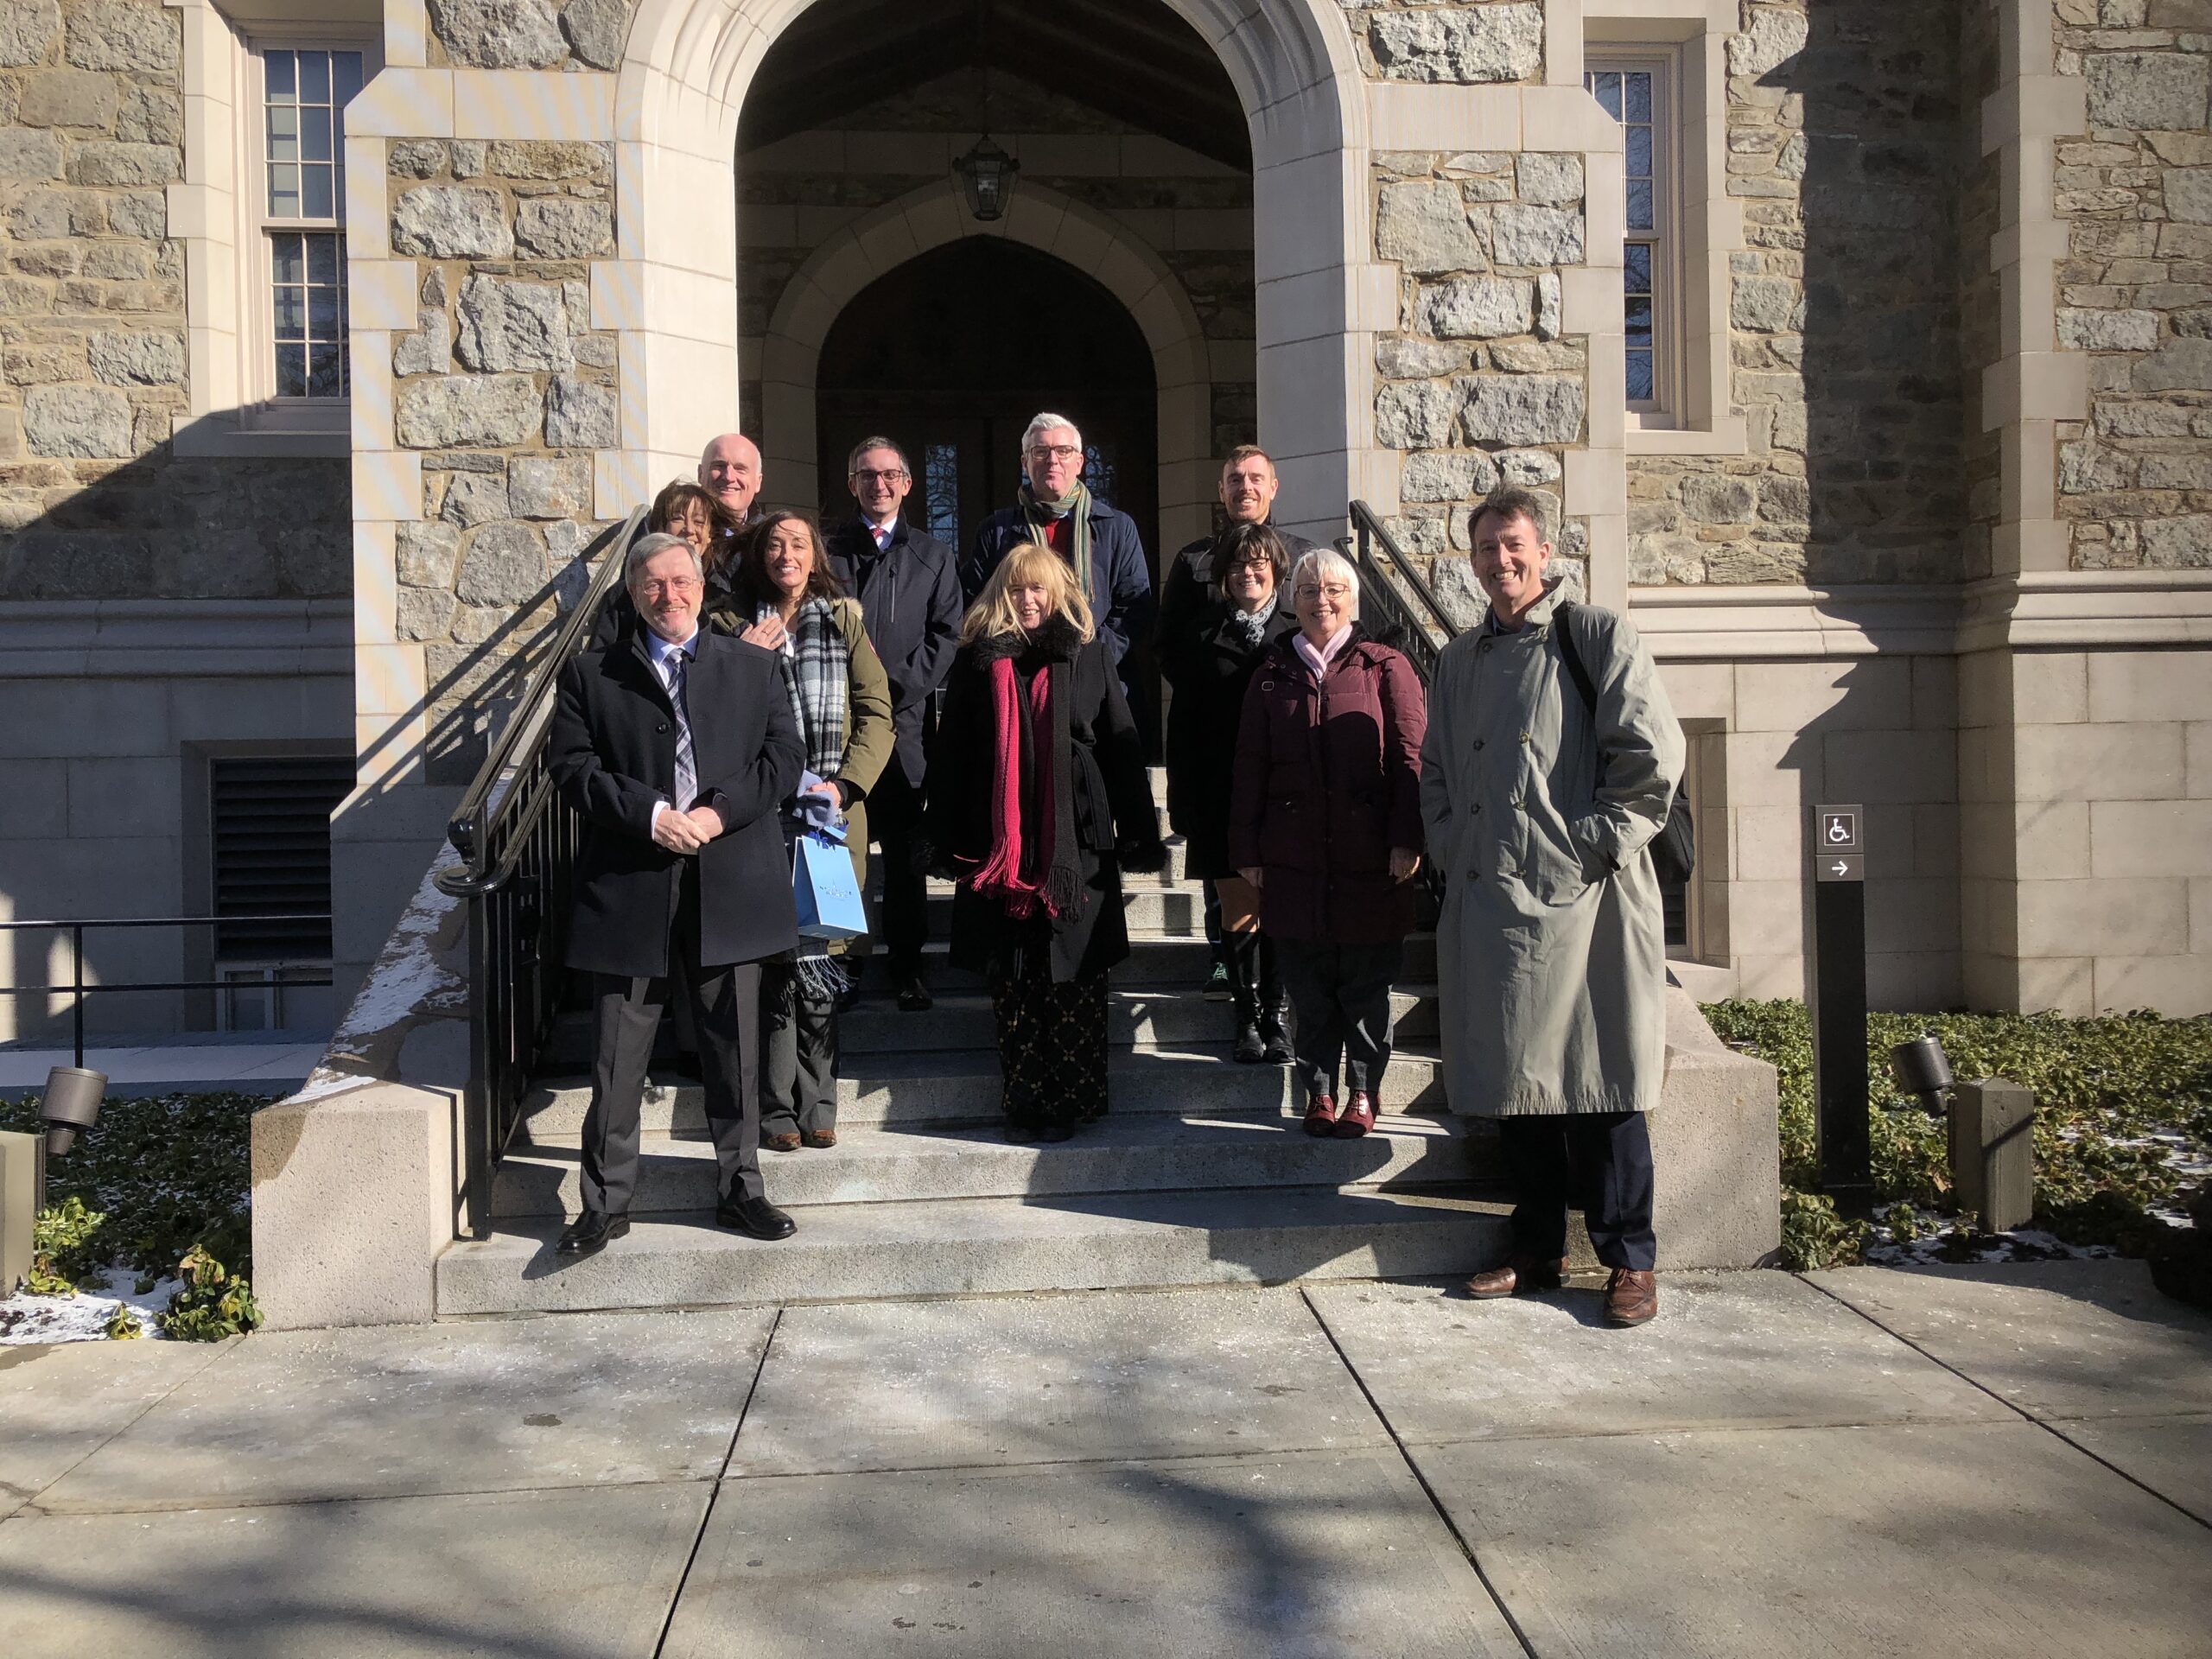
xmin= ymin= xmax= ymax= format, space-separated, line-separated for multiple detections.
xmin=713 ymin=508 xmax=893 ymax=1153
xmin=1158 ymin=520 xmax=1297 ymax=1065
xmin=923 ymin=543 xmax=1165 ymax=1141
xmin=1230 ymin=547 xmax=1426 ymax=1139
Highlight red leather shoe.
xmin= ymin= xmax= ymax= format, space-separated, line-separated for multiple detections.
xmin=1302 ymin=1093 xmax=1338 ymax=1136
xmin=1333 ymin=1090 xmax=1376 ymax=1138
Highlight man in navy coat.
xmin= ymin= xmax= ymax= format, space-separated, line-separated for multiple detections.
xmin=962 ymin=411 xmax=1154 ymax=700
xmin=546 ymin=531 xmax=804 ymax=1257
xmin=824 ymin=436 xmax=963 ymax=1012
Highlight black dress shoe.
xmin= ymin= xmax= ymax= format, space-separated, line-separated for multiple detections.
xmin=556 ymin=1211 xmax=629 ymax=1256
xmin=896 ymin=972 xmax=933 ymax=1013
xmin=715 ymin=1193 xmax=797 ymax=1240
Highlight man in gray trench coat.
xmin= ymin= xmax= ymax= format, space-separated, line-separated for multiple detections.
xmin=1419 ymin=488 xmax=1684 ymax=1325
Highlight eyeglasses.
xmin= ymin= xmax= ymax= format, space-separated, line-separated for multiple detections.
xmin=1229 ymin=556 xmax=1275 ymax=573
xmin=1026 ymin=444 xmax=1082 ymax=462
xmin=639 ymin=576 xmax=701 ymax=598
xmin=1295 ymin=583 xmax=1353 ymax=601
xmin=851 ymin=468 xmax=908 ymax=485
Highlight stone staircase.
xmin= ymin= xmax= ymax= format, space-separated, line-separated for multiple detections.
xmin=435 ymin=768 xmax=1517 ymax=1316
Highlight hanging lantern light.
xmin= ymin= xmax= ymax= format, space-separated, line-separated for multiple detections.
xmin=953 ymin=134 xmax=1020 ymax=223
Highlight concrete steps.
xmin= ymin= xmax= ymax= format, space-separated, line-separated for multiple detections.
xmin=437 ymin=1185 xmax=1516 ymax=1316
xmin=441 ymin=771 xmax=1496 ymax=1317
xmin=523 ymin=1040 xmax=1450 ymax=1133
xmin=495 ymin=1110 xmax=1492 ymax=1218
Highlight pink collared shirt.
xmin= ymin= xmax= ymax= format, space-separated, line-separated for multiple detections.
xmin=1293 ymin=623 xmax=1354 ymax=680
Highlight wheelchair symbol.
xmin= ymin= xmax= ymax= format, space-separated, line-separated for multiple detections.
xmin=1826 ymin=818 xmax=1850 ymax=843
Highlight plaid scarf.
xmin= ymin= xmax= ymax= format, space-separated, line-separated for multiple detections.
xmin=1019 ymin=478 xmax=1095 ymax=610
xmin=760 ymin=596 xmax=849 ymax=779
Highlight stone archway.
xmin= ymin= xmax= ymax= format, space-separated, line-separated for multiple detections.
xmin=756 ymin=181 xmax=1215 ymax=555
xmin=611 ymin=0 xmax=1371 ymax=539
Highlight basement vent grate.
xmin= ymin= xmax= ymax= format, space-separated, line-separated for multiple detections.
xmin=210 ymin=754 xmax=353 ymax=961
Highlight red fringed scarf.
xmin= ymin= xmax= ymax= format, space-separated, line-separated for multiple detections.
xmin=971 ymin=656 xmax=1068 ymax=918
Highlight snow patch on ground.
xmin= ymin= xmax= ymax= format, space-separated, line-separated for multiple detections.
xmin=0 ymin=1268 xmax=183 ymax=1344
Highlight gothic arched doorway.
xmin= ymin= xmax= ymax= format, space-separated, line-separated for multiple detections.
xmin=814 ymin=237 xmax=1160 ymax=582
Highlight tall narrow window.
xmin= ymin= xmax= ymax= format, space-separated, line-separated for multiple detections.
xmin=925 ymin=442 xmax=961 ymax=544
xmin=255 ymin=45 xmax=365 ymax=413
xmin=1586 ymin=57 xmax=1676 ymax=422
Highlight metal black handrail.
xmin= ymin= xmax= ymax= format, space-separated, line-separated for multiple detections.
xmin=1344 ymin=499 xmax=1461 ymax=683
xmin=0 ymin=915 xmax=334 ymax=1070
xmin=435 ymin=507 xmax=647 ymax=1237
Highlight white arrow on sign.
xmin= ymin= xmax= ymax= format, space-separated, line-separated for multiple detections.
xmin=1831 ymin=861 xmax=1849 ymax=876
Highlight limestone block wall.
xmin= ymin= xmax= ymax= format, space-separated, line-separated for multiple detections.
xmin=1961 ymin=640 xmax=2212 ymax=1014
xmin=1658 ymin=646 xmax=1963 ymax=1008
xmin=2050 ymin=1 xmax=2212 ymax=571
xmin=382 ymin=139 xmax=620 ymax=784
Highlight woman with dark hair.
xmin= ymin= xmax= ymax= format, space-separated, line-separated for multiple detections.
xmin=649 ymin=478 xmax=727 ymax=562
xmin=923 ymin=543 xmax=1166 ymax=1141
xmin=1230 ymin=547 xmax=1426 ymax=1141
xmin=1158 ymin=520 xmax=1297 ymax=1065
xmin=710 ymin=508 xmax=892 ymax=1152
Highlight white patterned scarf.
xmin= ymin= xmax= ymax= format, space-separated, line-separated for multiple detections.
xmin=760 ymin=596 xmax=849 ymax=779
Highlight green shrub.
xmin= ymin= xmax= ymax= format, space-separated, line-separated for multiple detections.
xmin=1704 ymin=1000 xmax=2212 ymax=1255
xmin=1779 ymin=1189 xmax=1866 ymax=1271
xmin=28 ymin=1195 xmax=107 ymax=1294
xmin=158 ymin=1244 xmax=261 ymax=1342
xmin=1 ymin=1090 xmax=272 ymax=1332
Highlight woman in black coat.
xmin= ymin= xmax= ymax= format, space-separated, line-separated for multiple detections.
xmin=1158 ymin=521 xmax=1298 ymax=1065
xmin=924 ymin=542 xmax=1165 ymax=1141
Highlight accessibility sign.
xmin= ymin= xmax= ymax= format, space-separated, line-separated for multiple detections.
xmin=1813 ymin=804 xmax=1864 ymax=882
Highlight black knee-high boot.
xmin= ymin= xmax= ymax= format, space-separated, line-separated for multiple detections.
xmin=1227 ymin=931 xmax=1265 ymax=1064
xmin=1257 ymin=935 xmax=1293 ymax=1064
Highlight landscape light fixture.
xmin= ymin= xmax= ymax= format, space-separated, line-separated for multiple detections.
xmin=1888 ymin=1034 xmax=1954 ymax=1116
xmin=40 ymin=1064 xmax=105 ymax=1157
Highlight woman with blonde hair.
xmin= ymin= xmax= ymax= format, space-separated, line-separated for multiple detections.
xmin=922 ymin=543 xmax=1165 ymax=1140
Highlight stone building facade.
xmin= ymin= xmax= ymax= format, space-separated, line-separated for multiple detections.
xmin=0 ymin=0 xmax=2205 ymax=1031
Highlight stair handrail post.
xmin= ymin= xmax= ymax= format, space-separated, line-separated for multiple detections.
xmin=437 ymin=506 xmax=648 ymax=1240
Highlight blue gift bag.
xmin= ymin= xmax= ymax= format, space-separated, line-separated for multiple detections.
xmin=792 ymin=829 xmax=868 ymax=942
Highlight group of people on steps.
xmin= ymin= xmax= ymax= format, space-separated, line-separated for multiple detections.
xmin=548 ymin=413 xmax=1683 ymax=1328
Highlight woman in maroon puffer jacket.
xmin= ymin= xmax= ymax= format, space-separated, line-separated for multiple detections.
xmin=1230 ymin=547 xmax=1427 ymax=1140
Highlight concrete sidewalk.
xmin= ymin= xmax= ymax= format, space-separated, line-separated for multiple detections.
xmin=2 ymin=1262 xmax=2208 ymax=1656
xmin=0 ymin=1034 xmax=323 ymax=1096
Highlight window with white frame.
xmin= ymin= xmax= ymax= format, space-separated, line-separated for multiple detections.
xmin=249 ymin=41 xmax=369 ymax=420
xmin=1586 ymin=54 xmax=1678 ymax=423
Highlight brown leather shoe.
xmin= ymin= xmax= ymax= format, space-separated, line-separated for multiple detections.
xmin=1603 ymin=1268 xmax=1658 ymax=1325
xmin=1302 ymin=1093 xmax=1338 ymax=1136
xmin=766 ymin=1131 xmax=803 ymax=1153
xmin=800 ymin=1128 xmax=836 ymax=1149
xmin=1465 ymin=1253 xmax=1566 ymax=1299
xmin=1332 ymin=1090 xmax=1376 ymax=1139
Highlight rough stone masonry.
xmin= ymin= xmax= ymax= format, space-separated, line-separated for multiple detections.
xmin=0 ymin=0 xmax=347 ymax=601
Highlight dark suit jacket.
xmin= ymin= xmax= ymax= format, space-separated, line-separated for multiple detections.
xmin=824 ymin=516 xmax=963 ymax=788
xmin=962 ymin=499 xmax=1155 ymax=672
xmin=550 ymin=623 xmax=804 ymax=976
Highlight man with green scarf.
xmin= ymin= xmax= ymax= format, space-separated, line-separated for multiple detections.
xmin=961 ymin=412 xmax=1156 ymax=707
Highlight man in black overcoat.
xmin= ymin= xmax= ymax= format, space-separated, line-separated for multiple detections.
xmin=546 ymin=531 xmax=805 ymax=1256
xmin=823 ymin=435 xmax=963 ymax=1012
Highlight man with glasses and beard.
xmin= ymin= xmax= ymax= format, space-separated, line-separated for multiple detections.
xmin=825 ymin=437 xmax=963 ymax=1013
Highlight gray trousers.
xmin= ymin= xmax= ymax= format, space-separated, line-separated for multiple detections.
xmin=760 ymin=961 xmax=839 ymax=1135
xmin=580 ymin=895 xmax=764 ymax=1214
xmin=1274 ymin=938 xmax=1401 ymax=1102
